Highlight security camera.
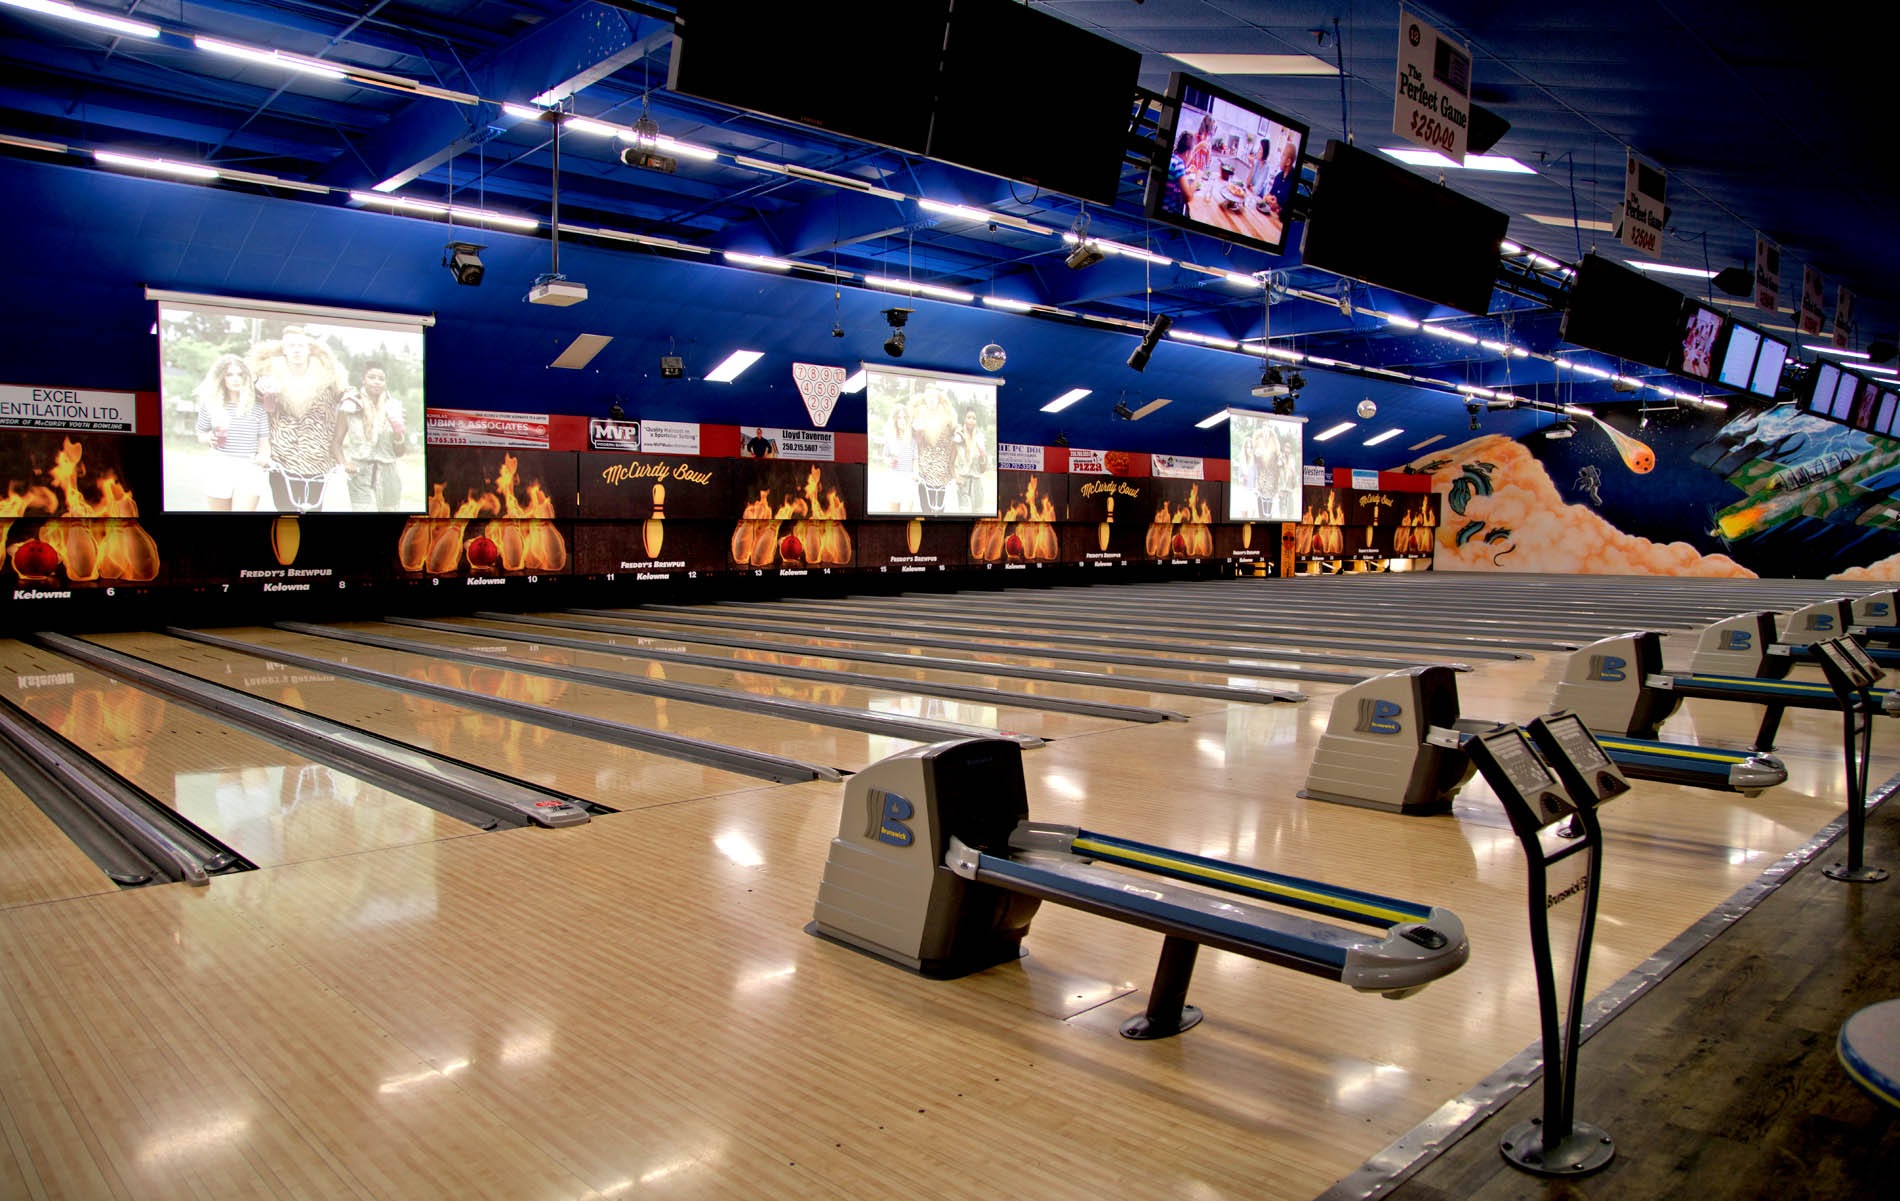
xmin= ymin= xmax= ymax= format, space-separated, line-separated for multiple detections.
xmin=443 ymin=241 xmax=486 ymax=287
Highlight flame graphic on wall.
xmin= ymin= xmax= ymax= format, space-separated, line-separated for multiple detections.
xmin=1145 ymin=484 xmax=1214 ymax=557
xmin=2 ymin=438 xmax=159 ymax=583
xmin=729 ymin=466 xmax=853 ymax=567
xmin=1392 ymin=495 xmax=1438 ymax=555
xmin=1300 ymin=489 xmax=1346 ymax=527
xmin=971 ymin=475 xmax=1059 ymax=562
xmin=397 ymin=454 xmax=567 ymax=574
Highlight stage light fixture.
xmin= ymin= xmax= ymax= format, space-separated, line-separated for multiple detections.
xmin=1271 ymin=396 xmax=1296 ymax=415
xmin=1467 ymin=403 xmax=1482 ymax=431
xmin=608 ymin=400 xmax=626 ymax=420
xmin=443 ymin=241 xmax=486 ymax=287
xmin=1065 ymin=239 xmax=1106 ymax=270
xmin=1127 ymin=314 xmax=1173 ymax=372
xmin=1113 ymin=399 xmax=1134 ymax=420
xmin=882 ymin=307 xmax=912 ymax=358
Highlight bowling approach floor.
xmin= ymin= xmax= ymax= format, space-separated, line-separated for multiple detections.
xmin=2 ymin=575 xmax=1894 ymax=1200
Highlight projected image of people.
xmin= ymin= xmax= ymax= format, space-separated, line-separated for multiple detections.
xmin=1228 ymin=410 xmax=1303 ymax=521
xmin=864 ymin=367 xmax=998 ymax=516
xmin=159 ymin=299 xmax=427 ymax=514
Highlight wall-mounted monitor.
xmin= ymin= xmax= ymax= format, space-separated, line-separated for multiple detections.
xmin=1299 ymin=140 xmax=1509 ymax=316
xmin=1831 ymin=370 xmax=1860 ymax=420
xmin=1227 ymin=409 xmax=1304 ymax=521
xmin=1749 ymin=335 xmax=1790 ymax=397
xmin=1673 ymin=301 xmax=1725 ymax=380
xmin=1561 ymin=254 xmax=1686 ymax=370
xmin=1850 ymin=376 xmax=1882 ymax=431
xmin=1877 ymin=391 xmax=1898 ymax=438
xmin=152 ymin=289 xmax=430 ymax=514
xmin=1144 ymin=73 xmax=1310 ymax=255
xmin=1716 ymin=323 xmax=1761 ymax=391
xmin=863 ymin=364 xmax=998 ymax=517
xmin=1806 ymin=361 xmax=1841 ymax=414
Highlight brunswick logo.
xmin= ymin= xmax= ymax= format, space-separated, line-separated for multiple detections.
xmin=1586 ymin=655 xmax=1626 ymax=682
xmin=1355 ymin=698 xmax=1404 ymax=735
xmin=1719 ymin=630 xmax=1752 ymax=651
xmin=866 ymin=789 xmax=915 ymax=847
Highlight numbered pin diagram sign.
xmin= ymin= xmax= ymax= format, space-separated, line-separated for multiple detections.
xmin=1393 ymin=9 xmax=1472 ymax=163
xmin=1801 ymin=266 xmax=1826 ymax=335
xmin=1620 ymin=151 xmax=1667 ymax=257
xmin=1755 ymin=233 xmax=1781 ymax=314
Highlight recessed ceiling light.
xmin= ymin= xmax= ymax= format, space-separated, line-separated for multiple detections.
xmin=1408 ymin=434 xmax=1446 ymax=451
xmin=1380 ymin=148 xmax=1537 ymax=174
xmin=1362 ymin=428 xmax=1403 ymax=446
xmin=1313 ymin=422 xmax=1357 ymax=442
xmin=704 ymin=349 xmax=763 ymax=382
xmin=1166 ymin=52 xmax=1338 ymax=76
xmin=1042 ymin=388 xmax=1090 ymax=413
xmin=840 ymin=371 xmax=866 ymax=393
xmin=1195 ymin=410 xmax=1232 ymax=429
xmin=1524 ymin=213 xmax=1616 ymax=233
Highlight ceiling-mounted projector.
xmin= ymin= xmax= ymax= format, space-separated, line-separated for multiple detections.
xmin=528 ymin=277 xmax=588 ymax=307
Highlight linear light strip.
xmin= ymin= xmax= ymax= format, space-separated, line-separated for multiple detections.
xmin=3 ymin=0 xmax=158 ymax=37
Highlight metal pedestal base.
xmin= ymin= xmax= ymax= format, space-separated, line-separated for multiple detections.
xmin=1121 ymin=1004 xmax=1201 ymax=1040
xmin=1499 ymin=1117 xmax=1614 ymax=1176
xmin=1824 ymin=863 xmax=1889 ymax=883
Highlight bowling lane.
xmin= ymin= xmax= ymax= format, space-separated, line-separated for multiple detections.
xmin=327 ymin=620 xmax=1133 ymax=741
xmin=0 ymin=641 xmax=481 ymax=869
xmin=114 ymin=628 xmax=924 ymax=775
xmin=570 ymin=609 xmax=1351 ymax=694
xmin=462 ymin=614 xmax=1232 ymax=718
xmin=0 ymin=768 xmax=118 ymax=907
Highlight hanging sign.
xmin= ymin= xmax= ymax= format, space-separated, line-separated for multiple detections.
xmin=1834 ymin=287 xmax=1855 ymax=350
xmin=1801 ymin=267 xmax=1826 ymax=335
xmin=1393 ymin=10 xmax=1472 ymax=163
xmin=1754 ymin=233 xmax=1780 ymax=314
xmin=1151 ymin=454 xmax=1204 ymax=480
xmin=1620 ymin=152 xmax=1667 ymax=256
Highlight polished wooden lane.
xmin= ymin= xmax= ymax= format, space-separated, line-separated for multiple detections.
xmin=0 ymin=641 xmax=482 ymax=869
xmin=327 ymin=619 xmax=1136 ymax=742
xmin=92 ymin=630 xmax=810 ymax=802
xmin=0 ymin=769 xmax=117 ymax=908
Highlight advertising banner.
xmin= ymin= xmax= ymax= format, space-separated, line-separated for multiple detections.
xmin=164 ymin=513 xmax=395 ymax=591
xmin=639 ymin=419 xmax=702 ymax=455
xmin=587 ymin=417 xmax=641 ymax=452
xmin=1151 ymin=453 xmax=1204 ymax=480
xmin=998 ymin=443 xmax=1045 ymax=472
xmin=426 ymin=408 xmax=549 ymax=448
xmin=740 ymin=427 xmax=835 ymax=460
xmin=1834 ymin=287 xmax=1855 ymax=350
xmin=1754 ymin=233 xmax=1780 ymax=313
xmin=1801 ymin=266 xmax=1826 ymax=336
xmin=573 ymin=521 xmax=728 ymax=581
xmin=0 ymin=385 xmax=140 ymax=433
xmin=858 ymin=518 xmax=967 ymax=574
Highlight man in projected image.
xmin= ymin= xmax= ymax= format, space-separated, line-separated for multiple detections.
xmin=1256 ymin=139 xmax=1299 ymax=227
xmin=250 ymin=325 xmax=353 ymax=512
xmin=340 ymin=361 xmax=407 ymax=510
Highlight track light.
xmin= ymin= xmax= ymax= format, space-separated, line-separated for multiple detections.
xmin=443 ymin=241 xmax=485 ymax=287
xmin=1113 ymin=399 xmax=1134 ymax=420
xmin=1544 ymin=417 xmax=1576 ymax=439
xmin=1467 ymin=403 xmax=1482 ymax=431
xmin=882 ymin=307 xmax=912 ymax=358
xmin=1065 ymin=239 xmax=1105 ymax=270
xmin=1286 ymin=371 xmax=1307 ymax=392
xmin=1127 ymin=314 xmax=1173 ymax=372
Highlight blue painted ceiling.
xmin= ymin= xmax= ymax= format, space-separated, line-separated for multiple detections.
xmin=0 ymin=0 xmax=1891 ymax=464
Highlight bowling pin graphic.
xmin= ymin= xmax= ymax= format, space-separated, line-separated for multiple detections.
xmin=271 ymin=515 xmax=301 ymax=567
xmin=1098 ymin=495 xmax=1114 ymax=551
xmin=1242 ymin=522 xmax=1253 ymax=550
xmin=644 ymin=483 xmax=667 ymax=558
xmin=906 ymin=518 xmax=924 ymax=555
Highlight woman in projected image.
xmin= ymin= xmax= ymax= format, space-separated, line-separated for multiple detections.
xmin=340 ymin=361 xmax=407 ymax=510
xmin=249 ymin=325 xmax=354 ymax=512
xmin=878 ymin=402 xmax=916 ymax=513
xmin=953 ymin=406 xmax=991 ymax=513
xmin=1250 ymin=426 xmax=1283 ymax=519
xmin=192 ymin=353 xmax=270 ymax=511
xmin=1162 ymin=130 xmax=1199 ymax=217
xmin=912 ymin=387 xmax=960 ymax=513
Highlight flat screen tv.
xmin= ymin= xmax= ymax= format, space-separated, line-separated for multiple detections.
xmin=1227 ymin=409 xmax=1304 ymax=521
xmin=1878 ymin=392 xmax=1898 ymax=437
xmin=1749 ymin=335 xmax=1789 ymax=397
xmin=930 ymin=0 xmax=1141 ymax=206
xmin=152 ymin=290 xmax=430 ymax=514
xmin=864 ymin=365 xmax=998 ymax=516
xmin=1561 ymin=254 xmax=1686 ymax=370
xmin=1831 ymin=370 xmax=1860 ymax=420
xmin=1672 ymin=302 xmax=1725 ymax=380
xmin=1143 ymin=73 xmax=1310 ymax=255
xmin=1806 ymin=362 xmax=1841 ymax=414
xmin=1717 ymin=324 xmax=1761 ymax=391
xmin=1850 ymin=376 xmax=1882 ymax=430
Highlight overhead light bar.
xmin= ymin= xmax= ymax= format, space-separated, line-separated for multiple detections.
xmin=1805 ymin=345 xmax=1870 ymax=359
xmin=1061 ymin=232 xmax=1171 ymax=266
xmin=1166 ymin=52 xmax=1337 ymax=76
xmin=1379 ymin=147 xmax=1537 ymax=174
xmin=1195 ymin=410 xmax=1232 ymax=429
xmin=3 ymin=0 xmax=159 ymax=37
xmin=94 ymin=150 xmax=219 ymax=180
xmin=348 ymin=191 xmax=537 ymax=230
xmin=1499 ymin=239 xmax=1523 ymax=255
xmin=1562 ymin=405 xmax=1591 ymax=417
xmin=1422 ymin=325 xmax=1481 ymax=345
xmin=865 ymin=275 xmax=975 ymax=303
xmin=502 ymin=103 xmax=551 ymax=122
xmin=1168 ymin=330 xmax=1240 ymax=350
xmin=704 ymin=349 xmax=764 ymax=383
xmin=1042 ymin=388 xmax=1090 ymax=413
xmin=1525 ymin=213 xmax=1616 ymax=233
xmin=563 ymin=116 xmax=619 ymax=137
xmin=918 ymin=198 xmax=993 ymax=224
xmin=1263 ymin=347 xmax=1304 ymax=363
xmin=193 ymin=37 xmax=347 ymax=81
xmin=1860 ymin=364 xmax=1899 ymax=375
xmin=982 ymin=296 xmax=1033 ymax=312
xmin=1362 ymin=428 xmax=1404 ymax=446
xmin=1382 ymin=314 xmax=1421 ymax=330
xmin=1313 ymin=422 xmax=1357 ymax=442
xmin=1625 ymin=260 xmax=1716 ymax=279
xmin=723 ymin=251 xmax=797 ymax=271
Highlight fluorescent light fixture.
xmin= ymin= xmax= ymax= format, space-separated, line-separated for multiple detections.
xmin=1612 ymin=374 xmax=1643 ymax=387
xmin=1168 ymin=330 xmax=1240 ymax=350
xmin=1382 ymin=314 xmax=1421 ymax=330
xmin=1362 ymin=428 xmax=1403 ymax=446
xmin=1041 ymin=388 xmax=1090 ymax=413
xmin=1572 ymin=363 xmax=1613 ymax=379
xmin=1479 ymin=339 xmax=1512 ymax=353
xmin=1408 ymin=434 xmax=1446 ymax=450
xmin=1195 ymin=410 xmax=1232 ymax=429
xmin=348 ymin=192 xmax=536 ymax=230
xmin=1562 ymin=404 xmax=1591 ymax=417
xmin=864 ymin=275 xmax=975 ymax=303
xmin=1379 ymin=148 xmax=1536 ymax=174
xmin=918 ymin=198 xmax=993 ymax=223
xmin=1313 ymin=422 xmax=1356 ymax=441
xmin=502 ymin=103 xmax=549 ymax=122
xmin=1625 ymin=260 xmax=1716 ymax=279
xmin=94 ymin=151 xmax=218 ymax=180
xmin=193 ymin=37 xmax=347 ymax=80
xmin=564 ymin=116 xmax=619 ymax=137
xmin=549 ymin=333 xmax=613 ymax=370
xmin=1422 ymin=325 xmax=1480 ymax=345
xmin=1861 ymin=364 xmax=1899 ymax=375
xmin=982 ymin=296 xmax=1033 ymax=312
xmin=723 ymin=251 xmax=796 ymax=271
xmin=3 ymin=0 xmax=159 ymax=37
xmin=1525 ymin=213 xmax=1616 ymax=233
xmin=1306 ymin=355 xmax=1338 ymax=367
xmin=1167 ymin=52 xmax=1337 ymax=76
xmin=917 ymin=283 xmax=975 ymax=302
xmin=840 ymin=371 xmax=866 ymax=394
xmin=1222 ymin=272 xmax=1262 ymax=288
xmin=704 ymin=349 xmax=763 ymax=383
xmin=1761 ymin=323 xmax=1801 ymax=334
xmin=1061 ymin=232 xmax=1170 ymax=266
xmin=1805 ymin=344 xmax=1870 ymax=359
xmin=1499 ymin=239 xmax=1523 ymax=255
xmin=1691 ymin=397 xmax=1729 ymax=410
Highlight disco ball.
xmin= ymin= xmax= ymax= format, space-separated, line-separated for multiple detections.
xmin=979 ymin=343 xmax=1007 ymax=371
xmin=1357 ymin=398 xmax=1378 ymax=419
